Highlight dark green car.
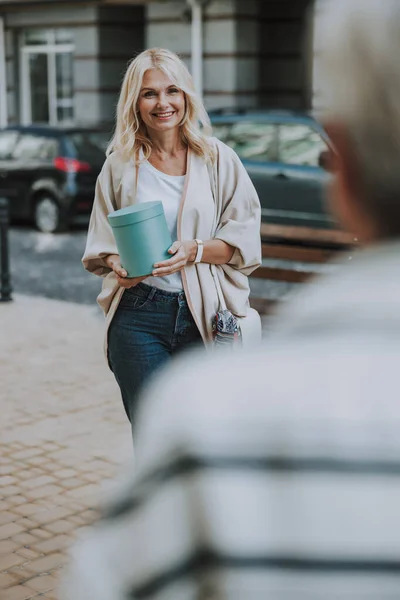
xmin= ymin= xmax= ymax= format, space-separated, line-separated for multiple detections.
xmin=210 ymin=109 xmax=334 ymax=230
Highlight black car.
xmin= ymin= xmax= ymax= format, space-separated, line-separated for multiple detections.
xmin=210 ymin=109 xmax=334 ymax=229
xmin=0 ymin=125 xmax=110 ymax=233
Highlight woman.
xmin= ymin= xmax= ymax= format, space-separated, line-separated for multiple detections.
xmin=82 ymin=48 xmax=261 ymax=427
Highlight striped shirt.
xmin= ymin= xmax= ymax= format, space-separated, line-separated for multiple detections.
xmin=63 ymin=349 xmax=400 ymax=599
xmin=62 ymin=243 xmax=400 ymax=599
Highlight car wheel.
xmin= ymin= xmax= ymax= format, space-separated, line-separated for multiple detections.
xmin=34 ymin=196 xmax=67 ymax=233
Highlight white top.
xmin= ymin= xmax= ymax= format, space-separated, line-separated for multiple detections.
xmin=136 ymin=160 xmax=185 ymax=292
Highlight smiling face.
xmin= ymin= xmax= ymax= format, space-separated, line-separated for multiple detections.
xmin=137 ymin=68 xmax=186 ymax=136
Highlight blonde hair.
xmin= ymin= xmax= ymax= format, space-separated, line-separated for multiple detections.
xmin=107 ymin=47 xmax=215 ymax=163
xmin=319 ymin=0 xmax=400 ymax=236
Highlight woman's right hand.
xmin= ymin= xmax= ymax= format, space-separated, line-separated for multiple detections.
xmin=105 ymin=254 xmax=148 ymax=289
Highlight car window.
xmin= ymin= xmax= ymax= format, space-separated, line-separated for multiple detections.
xmin=278 ymin=124 xmax=328 ymax=167
xmin=12 ymin=134 xmax=59 ymax=160
xmin=212 ymin=122 xmax=276 ymax=161
xmin=0 ymin=131 xmax=19 ymax=160
xmin=64 ymin=132 xmax=109 ymax=163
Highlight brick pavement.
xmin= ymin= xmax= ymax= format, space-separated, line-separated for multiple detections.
xmin=0 ymin=294 xmax=132 ymax=599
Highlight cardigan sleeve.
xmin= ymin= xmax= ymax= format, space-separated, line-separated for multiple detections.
xmin=213 ymin=145 xmax=262 ymax=276
xmin=82 ymin=155 xmax=119 ymax=277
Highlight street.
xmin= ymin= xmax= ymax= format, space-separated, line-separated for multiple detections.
xmin=9 ymin=226 xmax=102 ymax=306
xmin=8 ymin=225 xmax=300 ymax=309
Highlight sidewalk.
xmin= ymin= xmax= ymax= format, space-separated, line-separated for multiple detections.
xmin=0 ymin=294 xmax=132 ymax=600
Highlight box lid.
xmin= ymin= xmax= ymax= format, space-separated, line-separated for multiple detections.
xmin=107 ymin=201 xmax=164 ymax=227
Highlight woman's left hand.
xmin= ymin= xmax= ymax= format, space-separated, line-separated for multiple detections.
xmin=152 ymin=241 xmax=196 ymax=277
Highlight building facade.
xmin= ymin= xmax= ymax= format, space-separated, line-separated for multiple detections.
xmin=1 ymin=1 xmax=144 ymax=127
xmin=0 ymin=0 xmax=318 ymax=128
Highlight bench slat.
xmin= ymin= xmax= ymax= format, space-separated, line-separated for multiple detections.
xmin=261 ymin=243 xmax=336 ymax=263
xmin=260 ymin=223 xmax=356 ymax=247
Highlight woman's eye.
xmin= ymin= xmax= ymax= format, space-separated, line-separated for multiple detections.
xmin=144 ymin=91 xmax=155 ymax=98
xmin=168 ymin=88 xmax=179 ymax=94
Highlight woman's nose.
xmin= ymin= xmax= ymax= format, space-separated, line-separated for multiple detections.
xmin=156 ymin=92 xmax=169 ymax=108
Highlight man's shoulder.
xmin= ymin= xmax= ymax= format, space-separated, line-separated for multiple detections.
xmin=134 ymin=343 xmax=326 ymax=468
xmin=135 ymin=333 xmax=400 ymax=473
xmin=138 ymin=348 xmax=266 ymax=424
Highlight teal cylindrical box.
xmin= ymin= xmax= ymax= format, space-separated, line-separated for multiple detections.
xmin=107 ymin=201 xmax=172 ymax=278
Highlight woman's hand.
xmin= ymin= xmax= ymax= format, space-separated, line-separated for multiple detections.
xmin=105 ymin=254 xmax=148 ymax=289
xmin=152 ymin=241 xmax=197 ymax=277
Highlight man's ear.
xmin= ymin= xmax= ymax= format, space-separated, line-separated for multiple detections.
xmin=323 ymin=121 xmax=362 ymax=205
xmin=323 ymin=120 xmax=367 ymax=237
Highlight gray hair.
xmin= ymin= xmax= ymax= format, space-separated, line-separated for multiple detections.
xmin=319 ymin=0 xmax=400 ymax=237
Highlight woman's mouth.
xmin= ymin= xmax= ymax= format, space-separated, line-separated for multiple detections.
xmin=153 ymin=111 xmax=175 ymax=120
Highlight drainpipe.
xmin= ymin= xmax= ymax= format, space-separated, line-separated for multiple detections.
xmin=0 ymin=17 xmax=7 ymax=128
xmin=187 ymin=0 xmax=205 ymax=99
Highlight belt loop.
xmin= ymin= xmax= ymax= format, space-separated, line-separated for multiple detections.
xmin=148 ymin=287 xmax=157 ymax=301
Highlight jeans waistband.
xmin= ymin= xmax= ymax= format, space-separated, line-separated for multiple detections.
xmin=130 ymin=282 xmax=186 ymax=302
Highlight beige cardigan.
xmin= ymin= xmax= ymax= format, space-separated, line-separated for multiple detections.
xmin=82 ymin=138 xmax=261 ymax=349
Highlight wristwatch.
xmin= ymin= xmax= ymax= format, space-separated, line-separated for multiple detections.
xmin=194 ymin=239 xmax=204 ymax=264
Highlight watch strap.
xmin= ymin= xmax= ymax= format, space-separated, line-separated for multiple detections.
xmin=194 ymin=239 xmax=204 ymax=264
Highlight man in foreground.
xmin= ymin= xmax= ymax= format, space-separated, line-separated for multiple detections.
xmin=63 ymin=1 xmax=400 ymax=598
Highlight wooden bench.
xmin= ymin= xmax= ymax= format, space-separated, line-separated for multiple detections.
xmin=250 ymin=224 xmax=357 ymax=315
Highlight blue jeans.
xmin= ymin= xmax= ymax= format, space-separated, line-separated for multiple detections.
xmin=108 ymin=282 xmax=202 ymax=425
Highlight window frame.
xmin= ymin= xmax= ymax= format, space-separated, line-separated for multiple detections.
xmin=19 ymin=28 xmax=74 ymax=126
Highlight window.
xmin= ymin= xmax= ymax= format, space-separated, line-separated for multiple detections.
xmin=12 ymin=134 xmax=58 ymax=160
xmin=55 ymin=53 xmax=74 ymax=123
xmin=0 ymin=131 xmax=19 ymax=159
xmin=211 ymin=123 xmax=231 ymax=144
xmin=22 ymin=29 xmax=74 ymax=46
xmin=279 ymin=124 xmax=328 ymax=167
xmin=64 ymin=132 xmax=109 ymax=162
xmin=20 ymin=29 xmax=74 ymax=125
xmin=212 ymin=122 xmax=277 ymax=161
